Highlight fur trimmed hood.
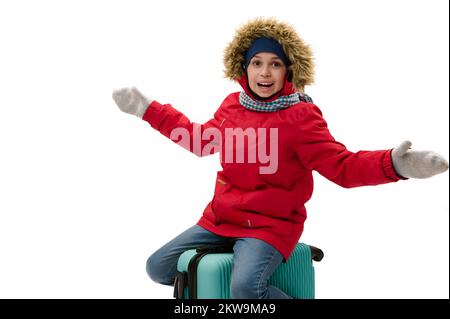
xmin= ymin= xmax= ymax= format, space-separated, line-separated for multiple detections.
xmin=223 ymin=18 xmax=314 ymax=92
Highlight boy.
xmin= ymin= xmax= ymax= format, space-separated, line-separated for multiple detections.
xmin=112 ymin=18 xmax=448 ymax=299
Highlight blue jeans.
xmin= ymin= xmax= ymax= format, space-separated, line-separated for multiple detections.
xmin=146 ymin=225 xmax=291 ymax=299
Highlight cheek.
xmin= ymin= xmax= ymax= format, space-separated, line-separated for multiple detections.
xmin=275 ymin=76 xmax=285 ymax=88
xmin=276 ymin=70 xmax=287 ymax=86
xmin=247 ymin=71 xmax=258 ymax=87
xmin=247 ymin=69 xmax=256 ymax=81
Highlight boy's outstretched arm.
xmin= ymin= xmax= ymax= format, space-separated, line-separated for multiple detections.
xmin=112 ymin=86 xmax=222 ymax=157
xmin=294 ymin=104 xmax=448 ymax=187
xmin=391 ymin=141 xmax=449 ymax=179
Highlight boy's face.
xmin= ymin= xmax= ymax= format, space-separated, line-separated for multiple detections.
xmin=246 ymin=52 xmax=287 ymax=98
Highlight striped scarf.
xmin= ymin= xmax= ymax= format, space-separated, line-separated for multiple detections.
xmin=239 ymin=91 xmax=313 ymax=112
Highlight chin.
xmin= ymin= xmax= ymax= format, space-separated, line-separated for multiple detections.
xmin=253 ymin=88 xmax=276 ymax=98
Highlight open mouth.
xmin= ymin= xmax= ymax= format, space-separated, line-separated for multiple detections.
xmin=257 ymin=83 xmax=274 ymax=88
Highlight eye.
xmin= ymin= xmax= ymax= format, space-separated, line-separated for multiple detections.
xmin=252 ymin=60 xmax=261 ymax=66
xmin=272 ymin=61 xmax=283 ymax=67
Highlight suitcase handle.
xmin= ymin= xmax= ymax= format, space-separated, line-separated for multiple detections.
xmin=310 ymin=245 xmax=324 ymax=262
xmin=196 ymin=244 xmax=234 ymax=254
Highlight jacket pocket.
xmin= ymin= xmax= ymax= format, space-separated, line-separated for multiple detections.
xmin=239 ymin=210 xmax=295 ymax=236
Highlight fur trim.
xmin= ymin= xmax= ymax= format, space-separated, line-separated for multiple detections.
xmin=223 ymin=18 xmax=314 ymax=92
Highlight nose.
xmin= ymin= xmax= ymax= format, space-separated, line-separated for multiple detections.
xmin=260 ymin=65 xmax=271 ymax=77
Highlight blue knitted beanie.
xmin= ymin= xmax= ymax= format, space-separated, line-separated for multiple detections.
xmin=244 ymin=37 xmax=291 ymax=69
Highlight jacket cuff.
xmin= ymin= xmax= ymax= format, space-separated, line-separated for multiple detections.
xmin=142 ymin=100 xmax=162 ymax=126
xmin=383 ymin=149 xmax=408 ymax=181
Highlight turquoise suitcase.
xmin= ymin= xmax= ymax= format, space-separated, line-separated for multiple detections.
xmin=174 ymin=243 xmax=323 ymax=299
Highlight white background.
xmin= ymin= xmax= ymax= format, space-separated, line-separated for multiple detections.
xmin=0 ymin=0 xmax=448 ymax=299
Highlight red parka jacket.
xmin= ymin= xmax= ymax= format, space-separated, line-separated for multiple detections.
xmin=142 ymin=84 xmax=402 ymax=259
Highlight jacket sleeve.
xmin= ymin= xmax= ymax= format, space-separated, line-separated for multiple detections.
xmin=142 ymin=100 xmax=221 ymax=157
xmin=294 ymin=104 xmax=403 ymax=188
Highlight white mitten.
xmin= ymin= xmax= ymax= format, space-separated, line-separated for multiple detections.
xmin=391 ymin=141 xmax=449 ymax=179
xmin=112 ymin=87 xmax=153 ymax=118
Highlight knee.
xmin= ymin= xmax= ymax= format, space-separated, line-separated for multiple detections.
xmin=230 ymin=275 xmax=263 ymax=299
xmin=146 ymin=252 xmax=172 ymax=285
xmin=145 ymin=253 xmax=159 ymax=282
